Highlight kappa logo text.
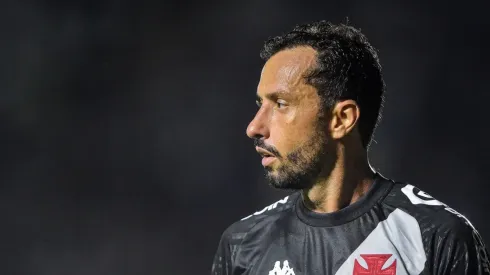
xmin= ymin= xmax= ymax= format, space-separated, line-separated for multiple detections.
xmin=241 ymin=196 xmax=289 ymax=220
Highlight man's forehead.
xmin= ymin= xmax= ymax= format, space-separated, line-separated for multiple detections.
xmin=258 ymin=47 xmax=317 ymax=94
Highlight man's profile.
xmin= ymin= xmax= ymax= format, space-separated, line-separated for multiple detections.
xmin=211 ymin=20 xmax=490 ymax=275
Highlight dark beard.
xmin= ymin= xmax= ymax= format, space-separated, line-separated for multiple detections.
xmin=264 ymin=132 xmax=329 ymax=190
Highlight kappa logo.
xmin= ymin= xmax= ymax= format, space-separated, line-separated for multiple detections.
xmin=241 ymin=196 xmax=289 ymax=221
xmin=353 ymin=254 xmax=396 ymax=275
xmin=268 ymin=260 xmax=295 ymax=275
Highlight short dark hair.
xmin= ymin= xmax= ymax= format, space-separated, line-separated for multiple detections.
xmin=260 ymin=20 xmax=385 ymax=148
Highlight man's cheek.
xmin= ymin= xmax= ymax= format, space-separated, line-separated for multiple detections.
xmin=284 ymin=108 xmax=297 ymax=123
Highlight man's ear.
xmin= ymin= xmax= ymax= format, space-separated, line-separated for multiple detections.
xmin=329 ymin=100 xmax=360 ymax=140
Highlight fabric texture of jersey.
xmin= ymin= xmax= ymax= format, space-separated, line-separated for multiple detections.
xmin=211 ymin=174 xmax=490 ymax=275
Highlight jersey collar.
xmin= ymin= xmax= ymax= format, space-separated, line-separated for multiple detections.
xmin=295 ymin=173 xmax=394 ymax=227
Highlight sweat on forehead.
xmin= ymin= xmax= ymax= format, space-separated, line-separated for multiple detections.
xmin=259 ymin=46 xmax=318 ymax=90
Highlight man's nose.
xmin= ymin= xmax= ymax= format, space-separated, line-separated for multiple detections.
xmin=246 ymin=109 xmax=270 ymax=139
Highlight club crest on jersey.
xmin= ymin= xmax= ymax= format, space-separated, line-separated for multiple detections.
xmin=353 ymin=254 xmax=396 ymax=275
xmin=268 ymin=260 xmax=295 ymax=275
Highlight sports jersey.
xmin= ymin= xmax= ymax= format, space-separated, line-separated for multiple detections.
xmin=211 ymin=174 xmax=490 ymax=275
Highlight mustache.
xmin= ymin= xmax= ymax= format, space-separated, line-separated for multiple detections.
xmin=253 ymin=138 xmax=282 ymax=158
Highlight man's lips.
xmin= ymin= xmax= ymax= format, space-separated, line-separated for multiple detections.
xmin=261 ymin=156 xmax=277 ymax=166
xmin=255 ymin=146 xmax=275 ymax=157
xmin=255 ymin=147 xmax=277 ymax=166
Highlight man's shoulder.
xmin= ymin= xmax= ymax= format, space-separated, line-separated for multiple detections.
xmin=220 ymin=192 xmax=300 ymax=243
xmin=382 ymin=180 xmax=476 ymax=234
xmin=381 ymin=179 xmax=490 ymax=273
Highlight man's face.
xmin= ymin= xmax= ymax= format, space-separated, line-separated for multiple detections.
xmin=246 ymin=47 xmax=332 ymax=190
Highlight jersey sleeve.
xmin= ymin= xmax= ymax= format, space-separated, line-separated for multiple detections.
xmin=433 ymin=223 xmax=490 ymax=275
xmin=211 ymin=229 xmax=233 ymax=275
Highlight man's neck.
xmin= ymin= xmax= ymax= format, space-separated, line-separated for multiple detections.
xmin=301 ymin=150 xmax=375 ymax=214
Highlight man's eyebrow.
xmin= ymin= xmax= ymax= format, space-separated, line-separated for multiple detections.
xmin=256 ymin=90 xmax=289 ymax=101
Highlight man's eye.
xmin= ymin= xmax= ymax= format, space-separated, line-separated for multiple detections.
xmin=276 ymin=100 xmax=287 ymax=109
xmin=256 ymin=100 xmax=262 ymax=108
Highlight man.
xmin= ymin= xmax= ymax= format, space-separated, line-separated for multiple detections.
xmin=211 ymin=20 xmax=490 ymax=275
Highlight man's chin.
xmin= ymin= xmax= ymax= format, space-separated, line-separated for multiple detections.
xmin=264 ymin=167 xmax=317 ymax=190
xmin=265 ymin=172 xmax=303 ymax=190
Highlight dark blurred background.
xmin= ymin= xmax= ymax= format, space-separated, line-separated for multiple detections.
xmin=2 ymin=0 xmax=490 ymax=274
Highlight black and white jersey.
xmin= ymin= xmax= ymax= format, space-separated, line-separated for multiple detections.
xmin=211 ymin=174 xmax=490 ymax=275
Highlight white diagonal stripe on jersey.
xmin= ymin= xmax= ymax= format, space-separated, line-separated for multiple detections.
xmin=335 ymin=209 xmax=426 ymax=275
